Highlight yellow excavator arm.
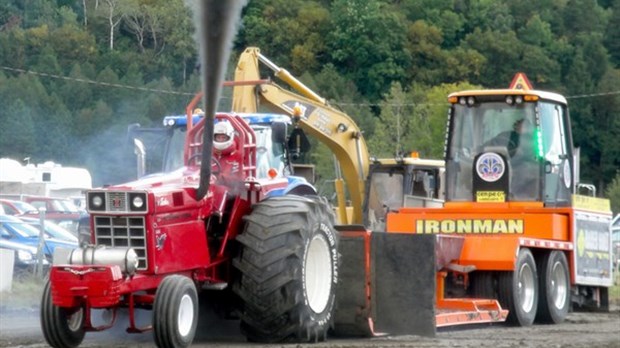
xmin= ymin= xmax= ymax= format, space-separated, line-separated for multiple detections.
xmin=232 ymin=47 xmax=369 ymax=225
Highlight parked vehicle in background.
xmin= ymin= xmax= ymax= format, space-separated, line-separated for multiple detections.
xmin=0 ymin=238 xmax=49 ymax=276
xmin=19 ymin=217 xmax=78 ymax=243
xmin=0 ymin=215 xmax=78 ymax=260
xmin=19 ymin=196 xmax=87 ymax=233
xmin=612 ymin=214 xmax=620 ymax=272
xmin=0 ymin=199 xmax=39 ymax=216
xmin=0 ymin=158 xmax=92 ymax=200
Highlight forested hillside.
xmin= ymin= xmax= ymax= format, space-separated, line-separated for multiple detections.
xmin=0 ymin=0 xmax=618 ymax=203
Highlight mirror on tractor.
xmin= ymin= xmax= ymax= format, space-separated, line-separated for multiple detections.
xmin=271 ymin=121 xmax=287 ymax=144
xmin=287 ymin=128 xmax=311 ymax=161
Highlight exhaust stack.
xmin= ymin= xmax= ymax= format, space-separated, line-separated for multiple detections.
xmin=192 ymin=0 xmax=247 ymax=200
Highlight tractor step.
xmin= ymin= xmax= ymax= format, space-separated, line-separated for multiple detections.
xmin=202 ymin=282 xmax=228 ymax=290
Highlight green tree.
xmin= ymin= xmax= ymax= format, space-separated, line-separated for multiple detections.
xmin=400 ymin=0 xmax=464 ymax=47
xmin=0 ymin=98 xmax=37 ymax=159
xmin=457 ymin=0 xmax=514 ymax=33
xmin=590 ymin=69 xmax=620 ymax=192
xmin=59 ymin=64 xmax=94 ymax=113
xmin=563 ymin=0 xmax=609 ymax=37
xmin=238 ymin=0 xmax=327 ymax=72
xmin=461 ymin=29 xmax=523 ymax=87
xmin=368 ymin=83 xmax=412 ymax=158
xmin=328 ymin=0 xmax=410 ymax=100
xmin=404 ymin=20 xmax=447 ymax=85
xmin=604 ymin=0 xmax=620 ymax=66
xmin=606 ymin=172 xmax=620 ymax=214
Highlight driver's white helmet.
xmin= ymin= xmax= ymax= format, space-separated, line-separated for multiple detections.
xmin=213 ymin=121 xmax=235 ymax=152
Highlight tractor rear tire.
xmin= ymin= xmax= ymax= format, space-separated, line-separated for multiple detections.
xmin=536 ymin=250 xmax=570 ymax=324
xmin=233 ymin=195 xmax=339 ymax=343
xmin=40 ymin=281 xmax=85 ymax=348
xmin=153 ymin=275 xmax=199 ymax=348
xmin=498 ymin=248 xmax=538 ymax=326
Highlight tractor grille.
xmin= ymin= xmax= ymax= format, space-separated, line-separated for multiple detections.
xmin=107 ymin=192 xmax=128 ymax=212
xmin=94 ymin=216 xmax=148 ymax=270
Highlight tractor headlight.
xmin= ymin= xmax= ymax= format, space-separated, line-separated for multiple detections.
xmin=132 ymin=196 xmax=144 ymax=209
xmin=129 ymin=192 xmax=147 ymax=212
xmin=93 ymin=196 xmax=103 ymax=207
xmin=17 ymin=250 xmax=34 ymax=262
xmin=88 ymin=192 xmax=106 ymax=212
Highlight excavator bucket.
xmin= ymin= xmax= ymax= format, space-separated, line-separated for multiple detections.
xmin=334 ymin=228 xmax=439 ymax=337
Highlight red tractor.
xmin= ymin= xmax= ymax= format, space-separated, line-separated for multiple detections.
xmin=41 ymin=106 xmax=340 ymax=347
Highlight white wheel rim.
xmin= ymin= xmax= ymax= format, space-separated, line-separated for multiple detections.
xmin=518 ymin=262 xmax=536 ymax=313
xmin=551 ymin=260 xmax=568 ymax=309
xmin=177 ymin=294 xmax=194 ymax=337
xmin=304 ymin=234 xmax=333 ymax=314
xmin=67 ymin=308 xmax=84 ymax=332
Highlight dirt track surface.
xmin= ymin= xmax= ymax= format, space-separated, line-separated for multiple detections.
xmin=1 ymin=306 xmax=618 ymax=348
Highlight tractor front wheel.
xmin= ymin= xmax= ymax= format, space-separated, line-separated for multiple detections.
xmin=152 ymin=275 xmax=199 ymax=348
xmin=233 ymin=195 xmax=339 ymax=343
xmin=40 ymin=281 xmax=86 ymax=348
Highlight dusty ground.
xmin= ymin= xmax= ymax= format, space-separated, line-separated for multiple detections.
xmin=1 ymin=276 xmax=619 ymax=348
xmin=0 ymin=305 xmax=618 ymax=348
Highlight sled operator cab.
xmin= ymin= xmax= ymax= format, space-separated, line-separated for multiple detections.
xmin=446 ymin=78 xmax=574 ymax=206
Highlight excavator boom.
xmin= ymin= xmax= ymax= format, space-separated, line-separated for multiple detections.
xmin=232 ymin=47 xmax=369 ymax=224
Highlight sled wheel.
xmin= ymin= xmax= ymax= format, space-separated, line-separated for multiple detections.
xmin=40 ymin=281 xmax=85 ymax=348
xmin=153 ymin=275 xmax=199 ymax=348
xmin=233 ymin=195 xmax=339 ymax=343
xmin=498 ymin=248 xmax=538 ymax=326
xmin=536 ymin=250 xmax=570 ymax=323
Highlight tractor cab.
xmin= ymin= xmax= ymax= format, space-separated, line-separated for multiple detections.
xmin=131 ymin=112 xmax=290 ymax=180
xmin=364 ymin=157 xmax=445 ymax=231
xmin=445 ymin=74 xmax=574 ymax=207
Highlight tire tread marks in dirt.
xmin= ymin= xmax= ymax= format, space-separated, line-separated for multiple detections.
xmin=153 ymin=275 xmax=199 ymax=348
xmin=536 ymin=250 xmax=570 ymax=324
xmin=40 ymin=281 xmax=85 ymax=348
xmin=233 ymin=195 xmax=338 ymax=343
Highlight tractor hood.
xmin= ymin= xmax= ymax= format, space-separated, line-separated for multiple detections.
xmin=108 ymin=167 xmax=204 ymax=192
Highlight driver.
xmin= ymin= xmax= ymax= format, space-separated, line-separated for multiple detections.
xmin=213 ymin=120 xmax=241 ymax=180
xmin=213 ymin=121 xmax=236 ymax=155
xmin=485 ymin=118 xmax=533 ymax=157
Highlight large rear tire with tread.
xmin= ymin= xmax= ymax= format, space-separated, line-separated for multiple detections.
xmin=471 ymin=271 xmax=495 ymax=299
xmin=233 ymin=195 xmax=339 ymax=343
xmin=153 ymin=275 xmax=199 ymax=348
xmin=498 ymin=248 xmax=538 ymax=326
xmin=536 ymin=250 xmax=570 ymax=324
xmin=40 ymin=281 xmax=86 ymax=348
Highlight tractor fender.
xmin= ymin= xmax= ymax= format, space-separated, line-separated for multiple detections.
xmin=266 ymin=176 xmax=317 ymax=197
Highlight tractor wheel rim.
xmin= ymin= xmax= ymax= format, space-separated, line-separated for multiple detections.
xmin=177 ymin=294 xmax=194 ymax=337
xmin=518 ymin=262 xmax=535 ymax=313
xmin=67 ymin=308 xmax=84 ymax=332
xmin=305 ymin=234 xmax=333 ymax=314
xmin=551 ymin=260 xmax=568 ymax=309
